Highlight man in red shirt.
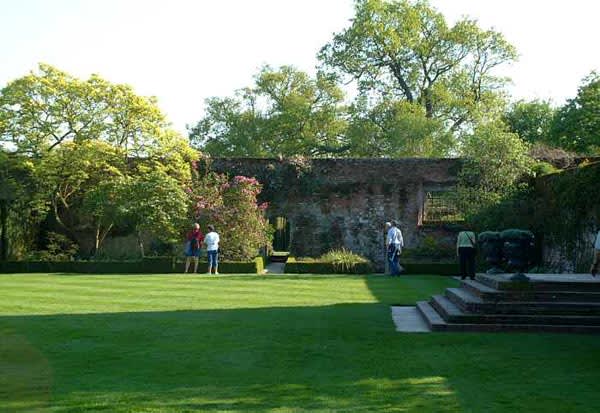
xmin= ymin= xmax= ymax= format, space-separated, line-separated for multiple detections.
xmin=184 ymin=223 xmax=204 ymax=273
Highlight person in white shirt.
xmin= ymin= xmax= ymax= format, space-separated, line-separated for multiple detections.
xmin=591 ymin=230 xmax=600 ymax=277
xmin=204 ymin=225 xmax=220 ymax=275
xmin=385 ymin=221 xmax=404 ymax=276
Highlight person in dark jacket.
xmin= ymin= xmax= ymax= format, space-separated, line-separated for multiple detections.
xmin=184 ymin=223 xmax=204 ymax=273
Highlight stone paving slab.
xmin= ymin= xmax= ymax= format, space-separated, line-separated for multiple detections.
xmin=391 ymin=306 xmax=431 ymax=333
xmin=265 ymin=262 xmax=285 ymax=274
xmin=483 ymin=273 xmax=600 ymax=283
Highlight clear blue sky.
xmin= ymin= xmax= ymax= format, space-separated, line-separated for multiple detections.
xmin=1 ymin=0 xmax=599 ymax=134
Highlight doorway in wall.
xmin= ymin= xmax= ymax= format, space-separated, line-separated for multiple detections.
xmin=271 ymin=216 xmax=290 ymax=262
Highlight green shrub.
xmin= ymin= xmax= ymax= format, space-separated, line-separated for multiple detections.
xmin=532 ymin=161 xmax=560 ymax=177
xmin=285 ymin=261 xmax=374 ymax=274
xmin=318 ymin=248 xmax=371 ymax=273
xmin=478 ymin=231 xmax=501 ymax=242
xmin=29 ymin=232 xmax=78 ymax=261
xmin=254 ymin=256 xmax=265 ymax=274
xmin=0 ymin=258 xmax=263 ymax=274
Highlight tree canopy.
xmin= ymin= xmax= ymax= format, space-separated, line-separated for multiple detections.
xmin=0 ymin=63 xmax=184 ymax=157
xmin=550 ymin=72 xmax=600 ymax=154
xmin=318 ymin=0 xmax=517 ymax=132
xmin=503 ymin=99 xmax=555 ymax=145
xmin=189 ymin=65 xmax=348 ymax=157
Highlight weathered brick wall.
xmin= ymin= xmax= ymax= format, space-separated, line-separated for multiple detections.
xmin=209 ymin=158 xmax=461 ymax=270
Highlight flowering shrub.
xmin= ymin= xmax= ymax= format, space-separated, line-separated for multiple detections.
xmin=190 ymin=170 xmax=273 ymax=260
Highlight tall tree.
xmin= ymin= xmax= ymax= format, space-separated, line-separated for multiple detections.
xmin=319 ymin=0 xmax=516 ymax=132
xmin=346 ymin=98 xmax=454 ymax=157
xmin=0 ymin=151 xmax=47 ymax=259
xmin=458 ymin=122 xmax=534 ymax=224
xmin=550 ymin=72 xmax=600 ymax=154
xmin=504 ymin=99 xmax=555 ymax=145
xmin=189 ymin=65 xmax=348 ymax=157
xmin=0 ymin=63 xmax=180 ymax=157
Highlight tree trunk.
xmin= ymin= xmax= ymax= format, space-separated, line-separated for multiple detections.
xmin=91 ymin=225 xmax=101 ymax=257
xmin=137 ymin=231 xmax=145 ymax=258
xmin=0 ymin=200 xmax=8 ymax=261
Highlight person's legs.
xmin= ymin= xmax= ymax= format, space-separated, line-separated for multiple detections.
xmin=207 ymin=251 xmax=213 ymax=274
xmin=459 ymin=247 xmax=468 ymax=279
xmin=591 ymin=250 xmax=600 ymax=276
xmin=192 ymin=256 xmax=199 ymax=273
xmin=387 ymin=247 xmax=394 ymax=275
xmin=184 ymin=256 xmax=191 ymax=273
xmin=387 ymin=247 xmax=395 ymax=275
xmin=213 ymin=251 xmax=219 ymax=274
xmin=208 ymin=250 xmax=217 ymax=274
xmin=467 ymin=248 xmax=476 ymax=279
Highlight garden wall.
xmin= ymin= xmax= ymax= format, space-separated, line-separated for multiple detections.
xmin=533 ymin=162 xmax=600 ymax=272
xmin=208 ymin=158 xmax=462 ymax=271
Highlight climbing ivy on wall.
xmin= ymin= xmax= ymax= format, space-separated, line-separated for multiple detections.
xmin=469 ymin=161 xmax=600 ymax=266
xmin=534 ymin=162 xmax=600 ymax=254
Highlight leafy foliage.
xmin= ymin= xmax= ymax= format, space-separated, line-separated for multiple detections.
xmin=504 ymin=99 xmax=555 ymax=144
xmin=190 ymin=171 xmax=273 ymax=260
xmin=346 ymin=99 xmax=454 ymax=157
xmin=458 ymin=122 xmax=534 ymax=223
xmin=550 ymin=72 xmax=600 ymax=154
xmin=319 ymin=0 xmax=516 ymax=132
xmin=30 ymin=232 xmax=79 ymax=261
xmin=0 ymin=63 xmax=180 ymax=157
xmin=189 ymin=65 xmax=348 ymax=157
xmin=117 ymin=167 xmax=190 ymax=257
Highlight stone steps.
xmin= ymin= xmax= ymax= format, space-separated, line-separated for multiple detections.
xmin=431 ymin=295 xmax=600 ymax=326
xmin=445 ymin=287 xmax=600 ymax=315
xmin=461 ymin=279 xmax=600 ymax=303
xmin=476 ymin=274 xmax=600 ymax=292
xmin=414 ymin=273 xmax=600 ymax=334
xmin=416 ymin=301 xmax=600 ymax=334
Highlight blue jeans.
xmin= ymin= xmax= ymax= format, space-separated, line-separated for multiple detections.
xmin=388 ymin=245 xmax=402 ymax=275
xmin=207 ymin=250 xmax=219 ymax=272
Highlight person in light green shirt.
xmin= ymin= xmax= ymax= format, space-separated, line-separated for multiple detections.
xmin=591 ymin=230 xmax=600 ymax=277
xmin=457 ymin=230 xmax=477 ymax=280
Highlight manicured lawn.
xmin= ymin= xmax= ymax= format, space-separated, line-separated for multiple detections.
xmin=1 ymin=274 xmax=599 ymax=412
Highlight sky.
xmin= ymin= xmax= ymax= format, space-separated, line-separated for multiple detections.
xmin=1 ymin=0 xmax=599 ymax=134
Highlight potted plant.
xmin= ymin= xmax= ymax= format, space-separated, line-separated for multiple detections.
xmin=478 ymin=231 xmax=504 ymax=274
xmin=500 ymin=229 xmax=535 ymax=282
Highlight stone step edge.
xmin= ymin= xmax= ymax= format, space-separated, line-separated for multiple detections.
xmin=416 ymin=301 xmax=600 ymax=334
xmin=461 ymin=279 xmax=600 ymax=301
xmin=431 ymin=295 xmax=600 ymax=326
xmin=446 ymin=288 xmax=600 ymax=310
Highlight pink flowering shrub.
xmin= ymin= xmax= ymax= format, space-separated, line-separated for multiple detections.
xmin=190 ymin=171 xmax=273 ymax=260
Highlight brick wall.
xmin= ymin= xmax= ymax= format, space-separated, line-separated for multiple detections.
xmin=209 ymin=158 xmax=462 ymax=270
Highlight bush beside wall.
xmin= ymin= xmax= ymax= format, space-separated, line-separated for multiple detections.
xmin=284 ymin=261 xmax=374 ymax=274
xmin=283 ymin=260 xmax=458 ymax=275
xmin=0 ymin=257 xmax=264 ymax=274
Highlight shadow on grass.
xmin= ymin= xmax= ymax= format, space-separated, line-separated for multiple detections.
xmin=0 ymin=304 xmax=463 ymax=412
xmin=1 ymin=276 xmax=599 ymax=412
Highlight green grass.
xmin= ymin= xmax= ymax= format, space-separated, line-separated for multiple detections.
xmin=0 ymin=274 xmax=599 ymax=412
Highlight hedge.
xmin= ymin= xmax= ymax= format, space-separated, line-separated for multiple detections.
xmin=284 ymin=261 xmax=374 ymax=274
xmin=401 ymin=262 xmax=459 ymax=276
xmin=0 ymin=256 xmax=265 ymax=274
xmin=283 ymin=261 xmax=458 ymax=275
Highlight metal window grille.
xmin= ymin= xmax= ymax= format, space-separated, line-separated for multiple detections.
xmin=423 ymin=191 xmax=463 ymax=224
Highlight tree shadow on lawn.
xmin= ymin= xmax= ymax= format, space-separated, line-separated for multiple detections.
xmin=2 ymin=304 xmax=600 ymax=413
xmin=1 ymin=303 xmax=458 ymax=413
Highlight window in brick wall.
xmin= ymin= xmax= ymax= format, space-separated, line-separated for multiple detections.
xmin=422 ymin=190 xmax=464 ymax=224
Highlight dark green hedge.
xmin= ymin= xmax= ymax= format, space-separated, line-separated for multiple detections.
xmin=401 ymin=262 xmax=460 ymax=276
xmin=284 ymin=260 xmax=458 ymax=275
xmin=0 ymin=257 xmax=264 ymax=274
xmin=284 ymin=261 xmax=374 ymax=274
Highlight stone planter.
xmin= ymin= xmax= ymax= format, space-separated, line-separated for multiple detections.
xmin=500 ymin=229 xmax=535 ymax=282
xmin=478 ymin=231 xmax=503 ymax=274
